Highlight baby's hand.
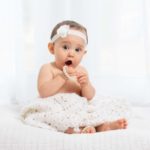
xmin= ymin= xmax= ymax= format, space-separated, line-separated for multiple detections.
xmin=63 ymin=66 xmax=89 ymax=86
xmin=63 ymin=66 xmax=77 ymax=81
xmin=76 ymin=70 xmax=89 ymax=87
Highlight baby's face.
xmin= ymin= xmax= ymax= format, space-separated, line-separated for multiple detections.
xmin=53 ymin=34 xmax=86 ymax=69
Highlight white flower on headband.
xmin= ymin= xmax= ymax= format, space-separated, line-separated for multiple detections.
xmin=51 ymin=24 xmax=87 ymax=44
xmin=57 ymin=25 xmax=70 ymax=38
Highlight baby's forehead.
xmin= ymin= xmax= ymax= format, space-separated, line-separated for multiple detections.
xmin=59 ymin=35 xmax=86 ymax=46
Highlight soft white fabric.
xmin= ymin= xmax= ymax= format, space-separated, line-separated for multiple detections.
xmin=0 ymin=104 xmax=150 ymax=150
xmin=21 ymin=93 xmax=131 ymax=132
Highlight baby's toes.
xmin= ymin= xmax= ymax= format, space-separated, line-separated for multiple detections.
xmin=119 ymin=119 xmax=127 ymax=129
xmin=124 ymin=121 xmax=128 ymax=128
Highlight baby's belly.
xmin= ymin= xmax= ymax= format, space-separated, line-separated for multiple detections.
xmin=59 ymin=80 xmax=81 ymax=95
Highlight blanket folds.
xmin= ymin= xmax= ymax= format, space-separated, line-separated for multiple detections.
xmin=21 ymin=93 xmax=131 ymax=132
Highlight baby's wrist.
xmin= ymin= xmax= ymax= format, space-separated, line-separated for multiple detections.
xmin=59 ymin=72 xmax=68 ymax=81
xmin=81 ymin=82 xmax=90 ymax=88
xmin=56 ymin=72 xmax=68 ymax=82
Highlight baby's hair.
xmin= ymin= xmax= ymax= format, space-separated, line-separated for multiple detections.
xmin=50 ymin=20 xmax=88 ymax=43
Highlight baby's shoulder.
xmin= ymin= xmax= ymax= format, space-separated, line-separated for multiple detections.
xmin=39 ymin=62 xmax=53 ymax=74
xmin=41 ymin=62 xmax=52 ymax=68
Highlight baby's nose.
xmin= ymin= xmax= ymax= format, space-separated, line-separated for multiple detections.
xmin=68 ymin=49 xmax=75 ymax=56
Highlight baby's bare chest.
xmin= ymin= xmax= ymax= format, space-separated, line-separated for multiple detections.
xmin=51 ymin=65 xmax=81 ymax=95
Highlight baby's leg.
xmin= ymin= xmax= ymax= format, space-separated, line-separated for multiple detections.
xmin=96 ymin=118 xmax=127 ymax=132
xmin=65 ymin=126 xmax=96 ymax=134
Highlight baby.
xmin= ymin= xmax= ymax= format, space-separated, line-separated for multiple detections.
xmin=37 ymin=20 xmax=127 ymax=134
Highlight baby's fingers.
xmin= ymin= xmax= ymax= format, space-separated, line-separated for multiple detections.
xmin=78 ymin=76 xmax=88 ymax=84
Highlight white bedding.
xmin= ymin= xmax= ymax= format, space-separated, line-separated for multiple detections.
xmin=21 ymin=94 xmax=131 ymax=132
xmin=0 ymin=104 xmax=150 ymax=150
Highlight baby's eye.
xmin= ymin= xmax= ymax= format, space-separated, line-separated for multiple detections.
xmin=63 ymin=45 xmax=69 ymax=50
xmin=75 ymin=48 xmax=81 ymax=52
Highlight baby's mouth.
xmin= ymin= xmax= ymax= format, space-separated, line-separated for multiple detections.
xmin=65 ymin=60 xmax=72 ymax=66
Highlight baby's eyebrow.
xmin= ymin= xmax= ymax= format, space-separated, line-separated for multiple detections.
xmin=61 ymin=40 xmax=85 ymax=49
xmin=76 ymin=44 xmax=84 ymax=49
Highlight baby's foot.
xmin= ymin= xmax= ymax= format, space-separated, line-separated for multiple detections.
xmin=108 ymin=118 xmax=128 ymax=130
xmin=65 ymin=126 xmax=96 ymax=134
xmin=81 ymin=126 xmax=96 ymax=134
xmin=96 ymin=118 xmax=128 ymax=132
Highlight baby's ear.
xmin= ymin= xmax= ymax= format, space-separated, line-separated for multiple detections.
xmin=48 ymin=42 xmax=54 ymax=54
xmin=84 ymin=50 xmax=87 ymax=54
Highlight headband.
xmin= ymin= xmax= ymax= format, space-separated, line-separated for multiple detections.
xmin=51 ymin=25 xmax=87 ymax=44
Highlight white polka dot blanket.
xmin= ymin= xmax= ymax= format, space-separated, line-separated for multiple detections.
xmin=21 ymin=93 xmax=131 ymax=132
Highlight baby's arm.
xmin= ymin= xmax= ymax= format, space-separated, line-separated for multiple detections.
xmin=38 ymin=64 xmax=67 ymax=98
xmin=76 ymin=67 xmax=95 ymax=100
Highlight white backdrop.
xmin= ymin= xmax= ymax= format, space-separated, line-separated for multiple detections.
xmin=0 ymin=0 xmax=150 ymax=104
